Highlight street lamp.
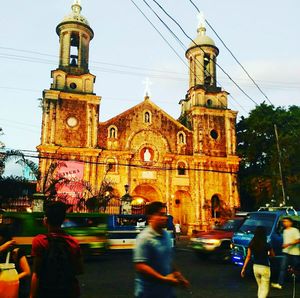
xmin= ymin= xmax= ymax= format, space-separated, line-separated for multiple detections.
xmin=120 ymin=184 xmax=132 ymax=214
xmin=124 ymin=184 xmax=129 ymax=194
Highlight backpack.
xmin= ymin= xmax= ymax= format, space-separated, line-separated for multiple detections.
xmin=39 ymin=235 xmax=76 ymax=298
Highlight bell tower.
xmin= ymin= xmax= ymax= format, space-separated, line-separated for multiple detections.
xmin=178 ymin=13 xmax=240 ymax=226
xmin=187 ymin=12 xmax=219 ymax=91
xmin=179 ymin=13 xmax=236 ymax=157
xmin=39 ymin=0 xmax=100 ymax=150
xmin=57 ymin=0 xmax=92 ymax=75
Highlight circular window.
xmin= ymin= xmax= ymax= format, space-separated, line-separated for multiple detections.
xmin=66 ymin=116 xmax=78 ymax=128
xmin=207 ymin=99 xmax=213 ymax=106
xmin=70 ymin=82 xmax=77 ymax=89
xmin=210 ymin=129 xmax=218 ymax=140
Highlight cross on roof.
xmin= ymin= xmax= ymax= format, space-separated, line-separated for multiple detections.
xmin=197 ymin=11 xmax=206 ymax=29
xmin=142 ymin=77 xmax=153 ymax=97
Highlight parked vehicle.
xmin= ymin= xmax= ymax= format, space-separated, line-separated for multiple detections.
xmin=231 ymin=206 xmax=300 ymax=266
xmin=190 ymin=217 xmax=246 ymax=261
xmin=0 ymin=211 xmax=109 ymax=256
xmin=107 ymin=214 xmax=175 ymax=250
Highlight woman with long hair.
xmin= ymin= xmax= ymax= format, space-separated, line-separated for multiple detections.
xmin=241 ymin=226 xmax=275 ymax=298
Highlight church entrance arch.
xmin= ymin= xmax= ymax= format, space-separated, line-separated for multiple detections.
xmin=131 ymin=184 xmax=162 ymax=214
xmin=173 ymin=190 xmax=193 ymax=234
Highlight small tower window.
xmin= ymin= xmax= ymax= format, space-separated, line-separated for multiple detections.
xmin=178 ymin=132 xmax=186 ymax=144
xmin=108 ymin=126 xmax=118 ymax=139
xmin=70 ymin=32 xmax=79 ymax=66
xmin=204 ymin=53 xmax=211 ymax=85
xmin=177 ymin=162 xmax=187 ymax=176
xmin=143 ymin=111 xmax=152 ymax=124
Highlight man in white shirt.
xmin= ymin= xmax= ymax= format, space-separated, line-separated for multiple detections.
xmin=272 ymin=217 xmax=300 ymax=289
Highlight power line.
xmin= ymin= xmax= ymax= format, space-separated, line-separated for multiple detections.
xmin=150 ymin=0 xmax=259 ymax=106
xmin=129 ymin=0 xmax=242 ymax=111
xmin=187 ymin=0 xmax=274 ymax=106
xmin=0 ymin=118 xmax=40 ymax=129
xmin=0 ymin=46 xmax=187 ymax=76
xmin=0 ymin=51 xmax=298 ymax=89
xmin=137 ymin=0 xmax=248 ymax=112
xmin=0 ymin=52 xmax=187 ymax=83
xmin=186 ymin=0 xmax=300 ymax=176
xmin=1 ymin=149 xmax=239 ymax=175
xmin=129 ymin=0 xmax=189 ymax=70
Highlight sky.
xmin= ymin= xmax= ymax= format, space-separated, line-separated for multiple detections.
xmin=0 ymin=0 xmax=299 ymax=176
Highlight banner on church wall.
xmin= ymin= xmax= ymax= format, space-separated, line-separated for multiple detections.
xmin=55 ymin=161 xmax=84 ymax=204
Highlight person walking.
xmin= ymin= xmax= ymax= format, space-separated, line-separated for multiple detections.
xmin=133 ymin=201 xmax=190 ymax=298
xmin=0 ymin=226 xmax=31 ymax=298
xmin=241 ymin=226 xmax=274 ymax=298
xmin=30 ymin=201 xmax=83 ymax=298
xmin=271 ymin=216 xmax=300 ymax=290
xmin=174 ymin=222 xmax=181 ymax=241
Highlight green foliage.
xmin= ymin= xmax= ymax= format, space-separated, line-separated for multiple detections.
xmin=237 ymin=103 xmax=300 ymax=209
xmin=0 ymin=176 xmax=36 ymax=202
xmin=0 ymin=127 xmax=5 ymax=176
xmin=83 ymin=179 xmax=117 ymax=212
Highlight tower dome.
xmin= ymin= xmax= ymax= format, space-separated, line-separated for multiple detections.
xmin=188 ymin=27 xmax=215 ymax=48
xmin=187 ymin=12 xmax=216 ymax=50
xmin=55 ymin=0 xmax=94 ymax=75
xmin=186 ymin=13 xmax=219 ymax=91
xmin=60 ymin=0 xmax=90 ymax=26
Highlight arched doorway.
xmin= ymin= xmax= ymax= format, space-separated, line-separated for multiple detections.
xmin=131 ymin=184 xmax=162 ymax=214
xmin=173 ymin=190 xmax=193 ymax=234
xmin=211 ymin=194 xmax=221 ymax=219
xmin=104 ymin=187 xmax=121 ymax=214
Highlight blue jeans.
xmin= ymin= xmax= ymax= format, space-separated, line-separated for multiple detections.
xmin=278 ymin=253 xmax=300 ymax=285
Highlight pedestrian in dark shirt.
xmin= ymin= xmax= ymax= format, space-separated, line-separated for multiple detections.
xmin=241 ymin=226 xmax=275 ymax=298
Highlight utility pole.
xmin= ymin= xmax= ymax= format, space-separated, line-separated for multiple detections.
xmin=274 ymin=124 xmax=286 ymax=205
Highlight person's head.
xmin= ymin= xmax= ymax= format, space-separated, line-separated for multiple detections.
xmin=282 ymin=217 xmax=294 ymax=229
xmin=253 ymin=226 xmax=267 ymax=240
xmin=44 ymin=201 xmax=67 ymax=228
xmin=145 ymin=201 xmax=167 ymax=231
xmin=0 ymin=225 xmax=12 ymax=245
xmin=250 ymin=226 xmax=267 ymax=251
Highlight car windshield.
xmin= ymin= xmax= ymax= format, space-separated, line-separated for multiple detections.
xmin=238 ymin=213 xmax=277 ymax=235
xmin=218 ymin=219 xmax=243 ymax=231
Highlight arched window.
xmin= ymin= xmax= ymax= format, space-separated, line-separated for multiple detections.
xmin=177 ymin=162 xmax=186 ymax=176
xmin=70 ymin=32 xmax=79 ymax=66
xmin=211 ymin=195 xmax=221 ymax=218
xmin=108 ymin=126 xmax=117 ymax=139
xmin=178 ymin=132 xmax=186 ymax=144
xmin=143 ymin=110 xmax=152 ymax=124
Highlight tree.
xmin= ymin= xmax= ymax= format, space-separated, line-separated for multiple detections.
xmin=84 ymin=179 xmax=118 ymax=213
xmin=237 ymin=103 xmax=300 ymax=209
xmin=0 ymin=127 xmax=5 ymax=176
xmin=0 ymin=176 xmax=36 ymax=204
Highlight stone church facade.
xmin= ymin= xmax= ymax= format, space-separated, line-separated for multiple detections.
xmin=37 ymin=1 xmax=240 ymax=233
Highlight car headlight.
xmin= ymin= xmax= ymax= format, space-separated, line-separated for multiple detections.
xmin=202 ymin=239 xmax=221 ymax=246
xmin=190 ymin=237 xmax=198 ymax=242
